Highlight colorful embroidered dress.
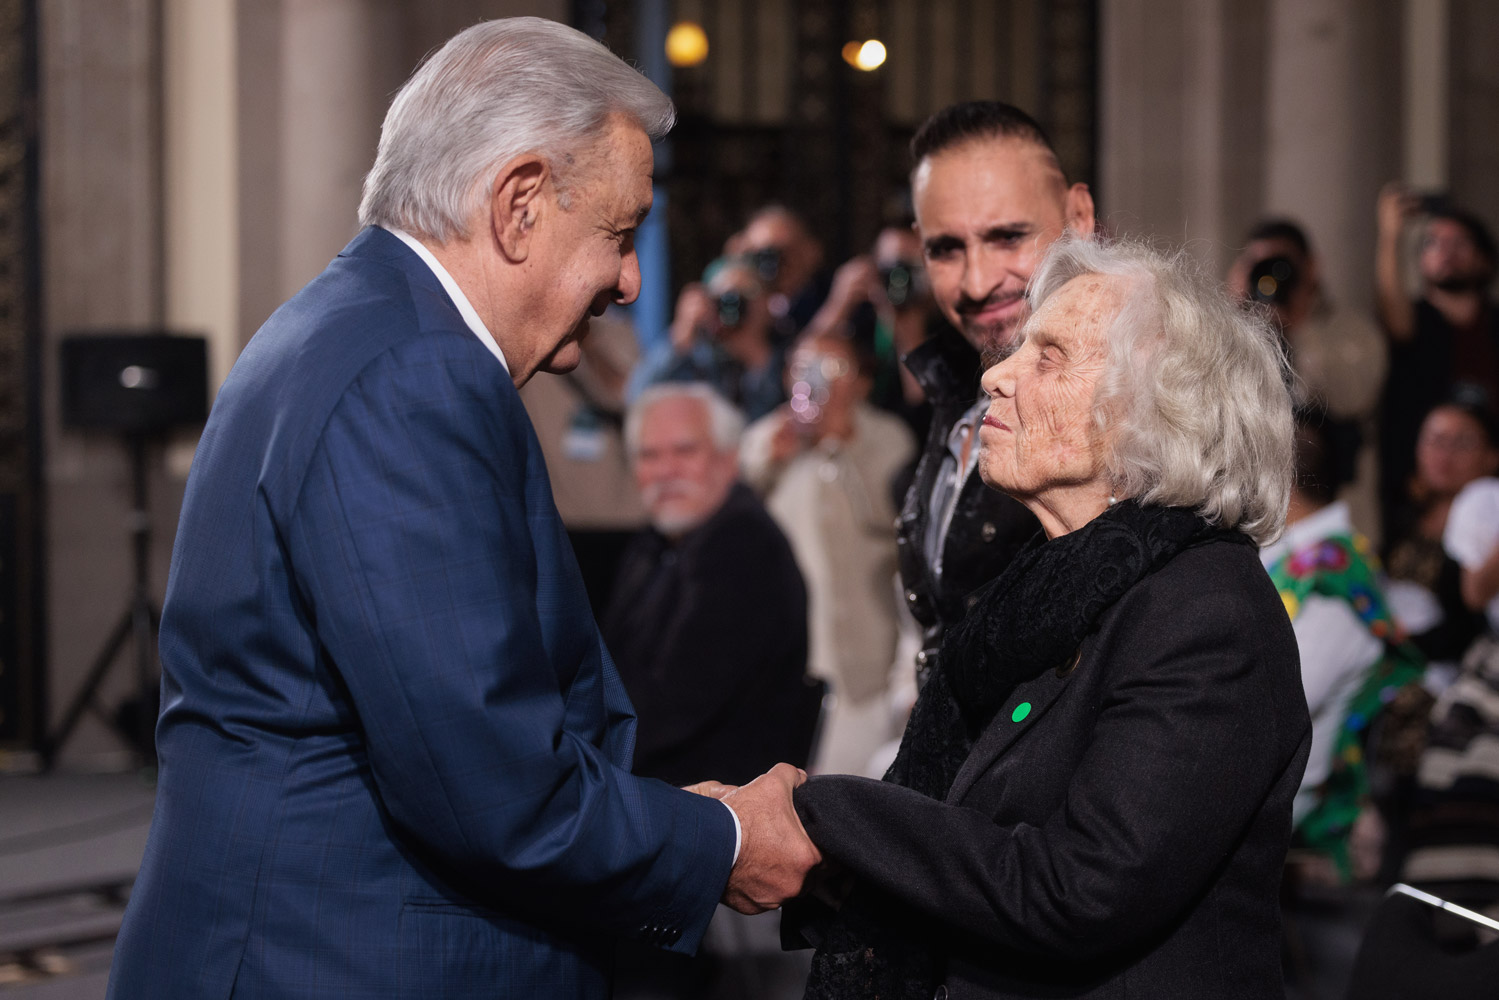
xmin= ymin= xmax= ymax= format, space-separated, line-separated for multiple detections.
xmin=1268 ymin=529 xmax=1425 ymax=879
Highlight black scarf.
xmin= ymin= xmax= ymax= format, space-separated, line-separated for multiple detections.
xmin=802 ymin=500 xmax=1241 ymax=1000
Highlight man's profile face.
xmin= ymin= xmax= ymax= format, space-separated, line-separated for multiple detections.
xmin=633 ymin=396 xmax=739 ymax=537
xmin=914 ymin=137 xmax=1090 ymax=357
xmin=529 ymin=116 xmax=655 ymax=376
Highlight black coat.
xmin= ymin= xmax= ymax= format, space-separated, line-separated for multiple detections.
xmin=897 ymin=329 xmax=1040 ymax=672
xmin=602 ymin=482 xmax=810 ymax=788
xmin=792 ymin=536 xmax=1311 ymax=999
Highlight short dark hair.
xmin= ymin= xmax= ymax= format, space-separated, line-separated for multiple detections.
xmin=1246 ymin=218 xmax=1312 ymax=257
xmin=1292 ymin=404 xmax=1356 ymax=506
xmin=910 ymin=101 xmax=1061 ymax=173
xmin=1430 ymin=207 xmax=1498 ymax=272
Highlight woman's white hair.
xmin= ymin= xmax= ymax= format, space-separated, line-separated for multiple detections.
xmin=625 ymin=384 xmax=746 ymax=458
xmin=1026 ymin=234 xmax=1294 ymax=545
xmin=359 ymin=18 xmax=674 ymax=242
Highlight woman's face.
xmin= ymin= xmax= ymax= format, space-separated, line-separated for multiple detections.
xmin=978 ymin=274 xmax=1120 ymax=526
xmin=1415 ymin=405 xmax=1498 ymax=497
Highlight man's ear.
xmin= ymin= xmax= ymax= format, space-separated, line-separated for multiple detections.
xmin=489 ymin=154 xmax=550 ymax=263
xmin=1065 ymin=182 xmax=1096 ymax=237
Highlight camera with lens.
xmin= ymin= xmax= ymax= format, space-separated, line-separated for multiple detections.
xmin=787 ymin=353 xmax=852 ymax=428
xmin=879 ymin=261 xmax=927 ymax=309
xmin=750 ymin=247 xmax=782 ymax=285
xmin=1248 ymin=255 xmax=1299 ymax=308
xmin=716 ymin=290 xmax=747 ymax=328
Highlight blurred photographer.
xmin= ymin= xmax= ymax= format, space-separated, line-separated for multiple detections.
xmin=1229 ymin=218 xmax=1386 ymax=539
xmin=1376 ymin=186 xmax=1499 ymax=541
xmin=741 ymin=332 xmax=915 ymax=776
xmin=804 ymin=224 xmax=939 ymax=438
xmin=736 ymin=205 xmax=831 ymax=337
xmin=629 ymin=257 xmax=787 ymax=421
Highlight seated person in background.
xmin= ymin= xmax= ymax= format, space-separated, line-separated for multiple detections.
xmin=1383 ymin=393 xmax=1498 ymax=669
xmin=741 ymin=331 xmax=916 ymax=776
xmin=737 ymin=204 xmax=831 ymax=337
xmin=1229 ymin=218 xmax=1386 ymax=540
xmin=1261 ymin=406 xmax=1424 ymax=884
xmin=803 ymin=222 xmax=940 ymax=439
xmin=629 ymin=258 xmax=787 ymax=421
xmin=1447 ymin=470 xmax=1499 ymax=634
xmin=602 ymin=383 xmax=810 ymax=788
xmin=1376 ymin=187 xmax=1499 ymax=538
xmin=1400 ymin=580 xmax=1499 ymax=925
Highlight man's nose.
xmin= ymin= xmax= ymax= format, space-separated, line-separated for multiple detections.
xmin=615 ymin=251 xmax=642 ymax=306
xmin=961 ymin=247 xmax=1003 ymax=302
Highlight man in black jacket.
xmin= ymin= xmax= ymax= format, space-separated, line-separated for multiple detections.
xmin=899 ymin=102 xmax=1096 ymax=680
xmin=604 ymin=382 xmax=810 ymax=787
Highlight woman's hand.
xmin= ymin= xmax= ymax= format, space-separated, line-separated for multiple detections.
xmin=682 ymin=779 xmax=737 ymax=799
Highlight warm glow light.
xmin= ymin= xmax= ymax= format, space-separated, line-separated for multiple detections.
xmin=665 ymin=21 xmax=709 ymax=67
xmin=841 ymin=41 xmax=863 ymax=67
xmin=854 ymin=39 xmax=887 ymax=71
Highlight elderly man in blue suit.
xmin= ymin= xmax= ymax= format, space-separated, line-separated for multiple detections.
xmin=107 ymin=18 xmax=819 ymax=1000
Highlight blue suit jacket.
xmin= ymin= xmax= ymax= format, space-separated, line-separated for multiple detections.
xmin=107 ymin=228 xmax=736 ymax=999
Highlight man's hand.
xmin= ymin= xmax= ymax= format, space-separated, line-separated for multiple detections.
xmin=720 ymin=763 xmax=822 ymax=914
xmin=1377 ymin=182 xmax=1417 ymax=240
xmin=768 ymin=408 xmax=809 ymax=465
xmin=669 ymin=283 xmax=715 ymax=352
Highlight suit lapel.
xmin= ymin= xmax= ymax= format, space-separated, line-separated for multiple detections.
xmin=945 ymin=659 xmax=1078 ymax=803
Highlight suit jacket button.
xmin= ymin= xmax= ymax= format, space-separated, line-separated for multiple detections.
xmin=906 ymin=590 xmax=919 ymax=604
xmin=665 ymin=927 xmax=681 ymax=944
xmin=981 ymin=521 xmax=997 ymax=542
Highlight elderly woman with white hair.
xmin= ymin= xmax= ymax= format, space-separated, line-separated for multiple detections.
xmin=786 ymin=236 xmax=1312 ymax=1000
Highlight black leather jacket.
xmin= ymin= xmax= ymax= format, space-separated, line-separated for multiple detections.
xmin=897 ymin=328 xmax=1039 ymax=679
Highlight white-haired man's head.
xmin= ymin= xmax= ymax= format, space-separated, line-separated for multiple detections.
xmin=625 ymin=384 xmax=745 ymax=538
xmin=359 ymin=19 xmax=675 ymax=385
xmin=359 ymin=17 xmax=673 ymax=242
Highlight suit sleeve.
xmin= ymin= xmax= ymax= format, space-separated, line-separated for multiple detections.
xmin=793 ymin=581 xmax=1308 ymax=961
xmin=284 ymin=348 xmax=734 ymax=953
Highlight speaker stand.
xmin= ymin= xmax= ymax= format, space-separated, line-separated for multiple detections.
xmin=44 ymin=434 xmax=160 ymax=767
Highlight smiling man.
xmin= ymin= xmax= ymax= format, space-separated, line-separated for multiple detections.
xmin=896 ymin=101 xmax=1096 ymax=682
xmin=107 ymin=19 xmax=819 ymax=1000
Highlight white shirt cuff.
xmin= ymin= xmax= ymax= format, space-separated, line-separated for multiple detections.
xmin=722 ymin=800 xmax=742 ymax=865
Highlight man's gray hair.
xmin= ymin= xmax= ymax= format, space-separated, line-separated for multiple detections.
xmin=625 ymin=383 xmax=746 ymax=457
xmin=1026 ymin=235 xmax=1294 ymax=545
xmin=359 ymin=17 xmax=675 ymax=242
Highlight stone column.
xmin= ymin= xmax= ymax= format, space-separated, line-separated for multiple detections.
xmin=1263 ymin=0 xmax=1402 ymax=313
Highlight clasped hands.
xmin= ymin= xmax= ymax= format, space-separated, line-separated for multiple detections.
xmin=684 ymin=763 xmax=822 ymax=914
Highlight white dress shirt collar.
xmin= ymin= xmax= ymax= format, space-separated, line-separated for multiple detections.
xmin=386 ymin=227 xmax=509 ymax=373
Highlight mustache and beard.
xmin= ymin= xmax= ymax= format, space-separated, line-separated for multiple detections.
xmin=956 ymin=288 xmax=1027 ymax=363
xmin=641 ymin=477 xmax=717 ymax=537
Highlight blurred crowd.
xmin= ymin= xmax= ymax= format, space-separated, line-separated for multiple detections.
xmin=518 ymin=107 xmax=1499 ymax=998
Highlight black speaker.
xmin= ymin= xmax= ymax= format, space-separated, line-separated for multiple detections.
xmin=60 ymin=333 xmax=208 ymax=434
